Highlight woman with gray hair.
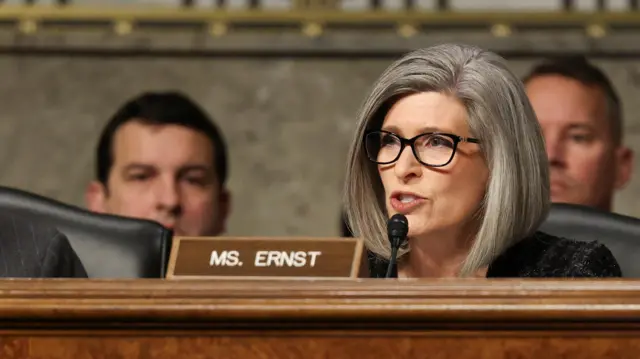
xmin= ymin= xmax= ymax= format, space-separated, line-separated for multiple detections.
xmin=344 ymin=43 xmax=621 ymax=278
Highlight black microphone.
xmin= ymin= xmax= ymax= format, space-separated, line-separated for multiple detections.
xmin=385 ymin=213 xmax=408 ymax=278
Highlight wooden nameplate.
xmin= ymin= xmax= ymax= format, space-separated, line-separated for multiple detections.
xmin=166 ymin=236 xmax=365 ymax=280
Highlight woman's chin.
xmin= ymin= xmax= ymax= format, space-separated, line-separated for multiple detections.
xmin=404 ymin=215 xmax=429 ymax=236
xmin=406 ymin=227 xmax=428 ymax=239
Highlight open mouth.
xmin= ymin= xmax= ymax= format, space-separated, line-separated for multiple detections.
xmin=390 ymin=192 xmax=426 ymax=213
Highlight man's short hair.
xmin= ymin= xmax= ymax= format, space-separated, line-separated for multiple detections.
xmin=96 ymin=91 xmax=228 ymax=187
xmin=523 ymin=56 xmax=623 ymax=144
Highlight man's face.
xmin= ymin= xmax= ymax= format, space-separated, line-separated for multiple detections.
xmin=526 ymin=74 xmax=632 ymax=210
xmin=86 ymin=120 xmax=230 ymax=236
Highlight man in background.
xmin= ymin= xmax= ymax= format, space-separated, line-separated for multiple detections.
xmin=524 ymin=56 xmax=634 ymax=211
xmin=85 ymin=91 xmax=231 ymax=236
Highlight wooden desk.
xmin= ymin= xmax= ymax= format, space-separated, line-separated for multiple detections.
xmin=1 ymin=279 xmax=640 ymax=358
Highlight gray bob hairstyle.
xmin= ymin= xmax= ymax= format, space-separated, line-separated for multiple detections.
xmin=343 ymin=43 xmax=550 ymax=277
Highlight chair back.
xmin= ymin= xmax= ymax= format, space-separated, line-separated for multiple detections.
xmin=540 ymin=203 xmax=640 ymax=277
xmin=0 ymin=186 xmax=172 ymax=278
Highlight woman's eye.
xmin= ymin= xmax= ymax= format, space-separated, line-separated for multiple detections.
xmin=381 ymin=134 xmax=397 ymax=146
xmin=427 ymin=136 xmax=451 ymax=147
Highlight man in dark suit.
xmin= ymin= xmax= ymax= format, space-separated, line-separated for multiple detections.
xmin=524 ymin=57 xmax=633 ymax=212
xmin=0 ymin=214 xmax=87 ymax=278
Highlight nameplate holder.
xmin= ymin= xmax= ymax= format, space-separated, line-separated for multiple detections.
xmin=166 ymin=236 xmax=365 ymax=280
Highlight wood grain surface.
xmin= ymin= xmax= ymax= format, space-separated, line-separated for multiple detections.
xmin=1 ymin=278 xmax=640 ymax=358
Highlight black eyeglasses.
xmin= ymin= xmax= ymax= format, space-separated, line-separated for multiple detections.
xmin=364 ymin=130 xmax=481 ymax=167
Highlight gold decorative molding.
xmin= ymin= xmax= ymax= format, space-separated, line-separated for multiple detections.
xmin=113 ymin=20 xmax=133 ymax=36
xmin=490 ymin=23 xmax=512 ymax=38
xmin=586 ymin=23 xmax=608 ymax=38
xmin=0 ymin=5 xmax=638 ymax=42
xmin=397 ymin=23 xmax=418 ymax=38
xmin=17 ymin=18 xmax=38 ymax=35
xmin=209 ymin=22 xmax=228 ymax=37
xmin=301 ymin=22 xmax=323 ymax=37
xmin=0 ymin=6 xmax=639 ymax=26
xmin=293 ymin=0 xmax=340 ymax=10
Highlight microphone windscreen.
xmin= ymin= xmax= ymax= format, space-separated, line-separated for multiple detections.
xmin=387 ymin=213 xmax=408 ymax=239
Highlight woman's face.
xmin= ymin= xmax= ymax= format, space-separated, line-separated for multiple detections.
xmin=376 ymin=92 xmax=489 ymax=239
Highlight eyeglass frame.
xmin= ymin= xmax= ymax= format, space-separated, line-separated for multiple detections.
xmin=364 ymin=130 xmax=481 ymax=168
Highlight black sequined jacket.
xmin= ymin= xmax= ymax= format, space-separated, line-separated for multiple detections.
xmin=368 ymin=231 xmax=622 ymax=278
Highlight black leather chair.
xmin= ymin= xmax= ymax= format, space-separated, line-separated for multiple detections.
xmin=0 ymin=186 xmax=172 ymax=278
xmin=539 ymin=203 xmax=640 ymax=277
